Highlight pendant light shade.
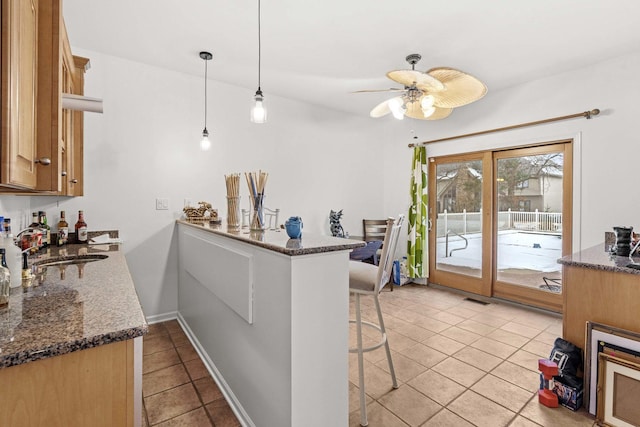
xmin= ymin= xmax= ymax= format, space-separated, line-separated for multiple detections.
xmin=251 ymin=89 xmax=266 ymax=123
xmin=199 ymin=51 xmax=213 ymax=150
xmin=251 ymin=0 xmax=267 ymax=123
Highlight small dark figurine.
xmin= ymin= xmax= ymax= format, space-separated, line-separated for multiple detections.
xmin=329 ymin=209 xmax=345 ymax=238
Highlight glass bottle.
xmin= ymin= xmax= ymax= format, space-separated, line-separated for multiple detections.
xmin=75 ymin=210 xmax=88 ymax=243
xmin=29 ymin=212 xmax=43 ymax=248
xmin=0 ymin=248 xmax=10 ymax=308
xmin=0 ymin=220 xmax=21 ymax=288
xmin=57 ymin=211 xmax=69 ymax=246
xmin=39 ymin=211 xmax=50 ymax=247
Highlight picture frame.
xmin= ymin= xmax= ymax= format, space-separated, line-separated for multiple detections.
xmin=585 ymin=322 xmax=640 ymax=414
xmin=596 ymin=353 xmax=640 ymax=426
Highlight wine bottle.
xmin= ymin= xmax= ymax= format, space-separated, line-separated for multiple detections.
xmin=57 ymin=211 xmax=69 ymax=246
xmin=75 ymin=210 xmax=88 ymax=243
xmin=0 ymin=248 xmax=10 ymax=308
xmin=39 ymin=211 xmax=51 ymax=247
xmin=29 ymin=212 xmax=43 ymax=248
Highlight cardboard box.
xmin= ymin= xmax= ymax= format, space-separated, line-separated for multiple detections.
xmin=553 ymin=378 xmax=583 ymax=411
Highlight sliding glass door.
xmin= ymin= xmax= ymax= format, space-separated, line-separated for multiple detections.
xmin=428 ymin=141 xmax=572 ymax=311
xmin=492 ymin=143 xmax=572 ymax=310
xmin=428 ymin=153 xmax=492 ymax=296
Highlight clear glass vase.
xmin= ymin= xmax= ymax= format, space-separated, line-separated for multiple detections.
xmin=227 ymin=196 xmax=241 ymax=229
xmin=250 ymin=194 xmax=266 ymax=231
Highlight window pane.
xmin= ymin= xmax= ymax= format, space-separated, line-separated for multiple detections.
xmin=435 ymin=160 xmax=483 ymax=278
xmin=496 ymin=153 xmax=563 ymax=292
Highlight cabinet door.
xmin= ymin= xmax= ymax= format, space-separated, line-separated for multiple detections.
xmin=0 ymin=0 xmax=39 ymax=189
xmin=35 ymin=0 xmax=63 ymax=192
xmin=69 ymin=55 xmax=89 ymax=196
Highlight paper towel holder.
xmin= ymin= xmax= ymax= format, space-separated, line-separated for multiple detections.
xmin=61 ymin=93 xmax=103 ymax=113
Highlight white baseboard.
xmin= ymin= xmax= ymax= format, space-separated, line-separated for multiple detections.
xmin=145 ymin=311 xmax=178 ymax=324
xmin=176 ymin=313 xmax=254 ymax=427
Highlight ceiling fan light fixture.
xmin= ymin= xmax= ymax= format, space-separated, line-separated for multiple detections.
xmin=388 ymin=97 xmax=406 ymax=120
xmin=421 ymin=95 xmax=434 ymax=109
xmin=421 ymin=106 xmax=435 ymax=118
xmin=358 ymin=54 xmax=487 ymax=121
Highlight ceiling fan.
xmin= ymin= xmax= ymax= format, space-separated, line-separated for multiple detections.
xmin=356 ymin=54 xmax=487 ymax=121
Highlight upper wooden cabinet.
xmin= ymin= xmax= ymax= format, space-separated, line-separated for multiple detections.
xmin=1 ymin=0 xmax=40 ymax=189
xmin=0 ymin=0 xmax=87 ymax=195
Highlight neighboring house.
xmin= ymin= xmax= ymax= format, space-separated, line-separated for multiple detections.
xmin=436 ymin=165 xmax=482 ymax=213
xmin=436 ymin=159 xmax=563 ymax=213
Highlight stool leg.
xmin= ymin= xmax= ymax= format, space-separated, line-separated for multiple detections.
xmin=354 ymin=293 xmax=368 ymax=426
xmin=374 ymin=293 xmax=398 ymax=389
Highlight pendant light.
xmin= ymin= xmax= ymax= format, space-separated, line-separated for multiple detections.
xmin=199 ymin=51 xmax=213 ymax=150
xmin=250 ymin=0 xmax=267 ymax=123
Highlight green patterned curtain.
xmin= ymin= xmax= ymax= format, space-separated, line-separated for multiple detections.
xmin=407 ymin=146 xmax=428 ymax=278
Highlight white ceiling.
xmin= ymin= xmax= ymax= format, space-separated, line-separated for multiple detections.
xmin=64 ymin=0 xmax=640 ymax=117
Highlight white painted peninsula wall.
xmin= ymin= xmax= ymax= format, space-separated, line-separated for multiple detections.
xmin=176 ymin=221 xmax=364 ymax=427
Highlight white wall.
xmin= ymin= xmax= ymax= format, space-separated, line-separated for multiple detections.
xmin=0 ymin=50 xmax=386 ymax=318
xmin=4 ymin=48 xmax=639 ymax=317
xmin=383 ymin=50 xmax=640 ymax=253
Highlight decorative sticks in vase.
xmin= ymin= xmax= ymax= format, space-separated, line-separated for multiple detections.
xmin=245 ymin=171 xmax=269 ymax=231
xmin=225 ymin=173 xmax=241 ymax=228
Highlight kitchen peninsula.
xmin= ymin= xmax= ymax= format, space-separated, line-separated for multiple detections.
xmin=0 ymin=244 xmax=147 ymax=427
xmin=560 ymin=244 xmax=640 ymax=348
xmin=177 ymin=220 xmax=365 ymax=427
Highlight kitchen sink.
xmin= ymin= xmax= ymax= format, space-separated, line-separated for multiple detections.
xmin=34 ymin=254 xmax=108 ymax=268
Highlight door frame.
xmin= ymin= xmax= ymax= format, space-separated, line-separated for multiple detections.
xmin=428 ymin=140 xmax=573 ymax=312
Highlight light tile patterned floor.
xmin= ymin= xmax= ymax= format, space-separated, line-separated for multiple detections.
xmin=142 ymin=320 xmax=241 ymax=426
xmin=349 ymin=284 xmax=595 ymax=426
xmin=144 ymin=285 xmax=595 ymax=426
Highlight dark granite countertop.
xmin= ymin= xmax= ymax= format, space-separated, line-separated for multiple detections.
xmin=558 ymin=243 xmax=640 ymax=275
xmin=178 ymin=220 xmax=365 ymax=255
xmin=0 ymin=244 xmax=147 ymax=368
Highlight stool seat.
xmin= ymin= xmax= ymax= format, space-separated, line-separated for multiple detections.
xmin=348 ymin=261 xmax=378 ymax=292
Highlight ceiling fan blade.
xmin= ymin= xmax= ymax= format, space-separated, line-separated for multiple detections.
xmin=370 ymin=99 xmax=392 ymax=118
xmin=405 ymin=102 xmax=453 ymax=120
xmin=386 ymin=69 xmax=445 ymax=92
xmin=351 ymin=88 xmax=405 ymax=94
xmin=427 ymin=67 xmax=487 ymax=108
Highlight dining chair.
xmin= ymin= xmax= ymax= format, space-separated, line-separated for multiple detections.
xmin=349 ymin=215 xmax=404 ymax=426
xmin=363 ymin=219 xmax=388 ymax=243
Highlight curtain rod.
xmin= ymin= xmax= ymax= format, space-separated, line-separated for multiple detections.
xmin=408 ymin=108 xmax=600 ymax=148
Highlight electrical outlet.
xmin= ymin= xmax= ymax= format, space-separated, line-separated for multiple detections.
xmin=156 ymin=198 xmax=169 ymax=210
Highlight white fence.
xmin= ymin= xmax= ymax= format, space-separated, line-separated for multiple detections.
xmin=436 ymin=209 xmax=562 ymax=237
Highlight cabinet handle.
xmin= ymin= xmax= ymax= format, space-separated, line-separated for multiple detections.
xmin=61 ymin=171 xmax=67 ymax=176
xmin=70 ymin=179 xmax=78 ymax=184
xmin=35 ymin=157 xmax=51 ymax=165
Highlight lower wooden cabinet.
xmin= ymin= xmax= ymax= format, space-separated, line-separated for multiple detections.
xmin=0 ymin=339 xmax=141 ymax=427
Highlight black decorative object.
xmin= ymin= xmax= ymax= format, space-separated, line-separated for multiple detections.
xmin=329 ymin=210 xmax=345 ymax=238
xmin=613 ymin=226 xmax=633 ymax=256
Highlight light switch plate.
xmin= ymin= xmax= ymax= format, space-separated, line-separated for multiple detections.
xmin=156 ymin=198 xmax=169 ymax=210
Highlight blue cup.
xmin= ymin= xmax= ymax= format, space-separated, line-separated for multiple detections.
xmin=285 ymin=216 xmax=303 ymax=239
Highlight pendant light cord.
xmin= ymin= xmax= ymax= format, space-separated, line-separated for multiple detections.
xmin=257 ymin=0 xmax=261 ymax=91
xmin=204 ymin=57 xmax=208 ymax=130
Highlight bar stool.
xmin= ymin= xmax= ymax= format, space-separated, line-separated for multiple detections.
xmin=349 ymin=215 xmax=404 ymax=426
